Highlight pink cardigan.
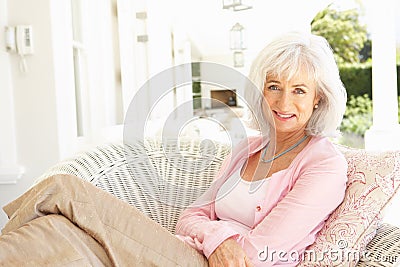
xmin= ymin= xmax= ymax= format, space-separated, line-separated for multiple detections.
xmin=175 ymin=136 xmax=348 ymax=266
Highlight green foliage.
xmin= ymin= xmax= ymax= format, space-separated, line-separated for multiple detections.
xmin=397 ymin=48 xmax=400 ymax=64
xmin=398 ymin=96 xmax=400 ymax=123
xmin=339 ymin=63 xmax=372 ymax=97
xmin=359 ymin=39 xmax=371 ymax=63
xmin=192 ymin=81 xmax=201 ymax=94
xmin=340 ymin=95 xmax=400 ymax=136
xmin=340 ymin=94 xmax=372 ymax=136
xmin=339 ymin=64 xmax=400 ymax=99
xmin=311 ymin=5 xmax=368 ymax=64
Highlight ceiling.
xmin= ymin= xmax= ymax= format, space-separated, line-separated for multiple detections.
xmin=169 ymin=0 xmax=332 ymax=61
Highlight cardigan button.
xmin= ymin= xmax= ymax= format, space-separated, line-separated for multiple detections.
xmin=256 ymin=205 xmax=262 ymax=212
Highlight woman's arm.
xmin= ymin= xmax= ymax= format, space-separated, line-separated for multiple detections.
xmin=175 ymin=186 xmax=242 ymax=258
xmin=175 ymin=140 xmax=250 ymax=258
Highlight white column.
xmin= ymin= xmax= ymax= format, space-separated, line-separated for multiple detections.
xmin=364 ymin=0 xmax=400 ymax=151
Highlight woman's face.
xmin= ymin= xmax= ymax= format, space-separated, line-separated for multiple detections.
xmin=263 ymin=70 xmax=320 ymax=135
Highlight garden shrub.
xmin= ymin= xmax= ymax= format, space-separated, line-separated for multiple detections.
xmin=340 ymin=95 xmax=400 ymax=137
xmin=339 ymin=64 xmax=400 ymax=97
xmin=340 ymin=94 xmax=372 ymax=136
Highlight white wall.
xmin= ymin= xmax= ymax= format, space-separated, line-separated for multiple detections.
xmin=0 ymin=0 xmax=63 ymax=227
xmin=0 ymin=0 xmax=18 ymax=171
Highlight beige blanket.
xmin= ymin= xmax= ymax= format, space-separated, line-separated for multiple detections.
xmin=0 ymin=174 xmax=207 ymax=267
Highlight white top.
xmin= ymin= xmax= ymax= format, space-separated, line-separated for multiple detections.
xmin=215 ymin=168 xmax=270 ymax=235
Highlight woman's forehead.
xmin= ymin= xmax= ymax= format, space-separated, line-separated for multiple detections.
xmin=265 ymin=57 xmax=317 ymax=82
xmin=266 ymin=68 xmax=316 ymax=83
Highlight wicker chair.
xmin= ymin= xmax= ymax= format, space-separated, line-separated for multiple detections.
xmin=35 ymin=138 xmax=400 ymax=267
xmin=35 ymin=138 xmax=230 ymax=234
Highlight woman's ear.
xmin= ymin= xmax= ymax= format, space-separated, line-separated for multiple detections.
xmin=314 ymin=95 xmax=321 ymax=109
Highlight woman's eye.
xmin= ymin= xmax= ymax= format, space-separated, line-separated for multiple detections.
xmin=294 ymin=88 xmax=305 ymax=94
xmin=268 ymin=85 xmax=280 ymax=91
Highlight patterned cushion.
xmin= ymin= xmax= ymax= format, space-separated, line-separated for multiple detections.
xmin=298 ymin=146 xmax=400 ymax=267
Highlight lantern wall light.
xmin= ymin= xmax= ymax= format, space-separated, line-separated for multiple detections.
xmin=230 ymin=22 xmax=246 ymax=51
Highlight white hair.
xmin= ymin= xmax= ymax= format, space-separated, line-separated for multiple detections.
xmin=243 ymin=31 xmax=347 ymax=137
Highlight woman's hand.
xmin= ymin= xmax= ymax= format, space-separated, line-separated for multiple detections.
xmin=208 ymin=237 xmax=254 ymax=267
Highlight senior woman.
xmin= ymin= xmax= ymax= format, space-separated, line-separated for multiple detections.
xmin=0 ymin=31 xmax=347 ymax=267
xmin=175 ymin=31 xmax=348 ymax=266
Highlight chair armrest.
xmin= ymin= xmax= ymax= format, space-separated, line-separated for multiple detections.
xmin=356 ymin=223 xmax=400 ymax=266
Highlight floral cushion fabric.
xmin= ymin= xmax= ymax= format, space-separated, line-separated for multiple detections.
xmin=298 ymin=146 xmax=400 ymax=267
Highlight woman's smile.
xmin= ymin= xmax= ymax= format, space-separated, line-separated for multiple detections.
xmin=273 ymin=110 xmax=296 ymax=121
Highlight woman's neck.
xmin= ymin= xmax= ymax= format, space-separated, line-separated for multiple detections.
xmin=274 ymin=131 xmax=308 ymax=154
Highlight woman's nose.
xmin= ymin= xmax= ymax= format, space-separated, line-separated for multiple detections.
xmin=276 ymin=91 xmax=292 ymax=110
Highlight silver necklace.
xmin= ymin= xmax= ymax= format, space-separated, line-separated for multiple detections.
xmin=260 ymin=135 xmax=308 ymax=163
